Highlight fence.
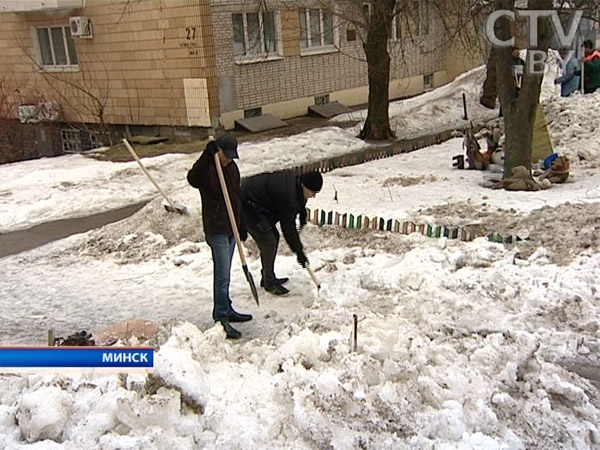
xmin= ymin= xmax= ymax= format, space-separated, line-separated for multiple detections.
xmin=305 ymin=208 xmax=529 ymax=244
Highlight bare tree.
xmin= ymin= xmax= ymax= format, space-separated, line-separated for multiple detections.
xmin=287 ymin=0 xmax=429 ymax=140
xmin=0 ymin=70 xmax=50 ymax=163
xmin=19 ymin=44 xmax=114 ymax=146
xmin=356 ymin=0 xmax=398 ymax=140
xmin=435 ymin=0 xmax=599 ymax=187
xmin=495 ymin=0 xmax=553 ymax=180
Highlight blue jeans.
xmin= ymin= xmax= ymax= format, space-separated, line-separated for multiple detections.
xmin=205 ymin=233 xmax=235 ymax=321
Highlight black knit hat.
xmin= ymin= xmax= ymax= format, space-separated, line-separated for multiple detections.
xmin=300 ymin=171 xmax=323 ymax=192
xmin=215 ymin=133 xmax=238 ymax=159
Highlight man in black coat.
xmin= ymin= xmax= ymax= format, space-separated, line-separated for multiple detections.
xmin=241 ymin=170 xmax=323 ymax=295
xmin=187 ymin=133 xmax=251 ymax=339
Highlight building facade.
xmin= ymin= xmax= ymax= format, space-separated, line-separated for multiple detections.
xmin=0 ymin=0 xmax=481 ymax=161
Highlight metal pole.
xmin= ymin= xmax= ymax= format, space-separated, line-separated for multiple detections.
xmin=352 ymin=314 xmax=358 ymax=352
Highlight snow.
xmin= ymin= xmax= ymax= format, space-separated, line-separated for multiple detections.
xmin=0 ymin=62 xmax=599 ymax=449
xmin=333 ymin=65 xmax=499 ymax=138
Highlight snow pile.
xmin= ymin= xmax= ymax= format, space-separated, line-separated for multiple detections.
xmin=1 ymin=239 xmax=599 ymax=448
xmin=0 ymin=127 xmax=368 ymax=234
xmin=333 ymin=65 xmax=499 ymax=138
xmin=0 ymin=47 xmax=599 ymax=450
xmin=333 ymin=50 xmax=562 ymax=141
xmin=545 ymin=91 xmax=600 ymax=169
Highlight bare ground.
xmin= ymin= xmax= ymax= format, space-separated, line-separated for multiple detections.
xmin=66 ymin=195 xmax=599 ymax=268
xmin=415 ymin=201 xmax=600 ymax=265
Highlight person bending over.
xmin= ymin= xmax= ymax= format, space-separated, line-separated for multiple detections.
xmin=241 ymin=170 xmax=323 ymax=295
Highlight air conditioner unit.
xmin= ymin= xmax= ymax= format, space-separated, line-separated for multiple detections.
xmin=69 ymin=16 xmax=92 ymax=38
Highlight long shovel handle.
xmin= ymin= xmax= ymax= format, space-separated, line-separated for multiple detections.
xmin=213 ymin=151 xmax=259 ymax=306
xmin=581 ymin=59 xmax=585 ymax=93
xmin=123 ymin=138 xmax=177 ymax=210
xmin=213 ymin=152 xmax=245 ymax=264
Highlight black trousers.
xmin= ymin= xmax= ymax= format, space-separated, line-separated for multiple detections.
xmin=246 ymin=214 xmax=280 ymax=287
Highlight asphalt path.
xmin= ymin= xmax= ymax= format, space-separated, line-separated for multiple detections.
xmin=0 ymin=201 xmax=147 ymax=259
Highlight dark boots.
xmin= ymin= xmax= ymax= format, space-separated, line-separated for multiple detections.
xmin=228 ymin=310 xmax=253 ymax=322
xmin=264 ymin=284 xmax=289 ymax=295
xmin=219 ymin=320 xmax=242 ymax=339
xmin=217 ymin=309 xmax=252 ymax=339
xmin=260 ymin=277 xmax=289 ymax=295
xmin=260 ymin=277 xmax=289 ymax=287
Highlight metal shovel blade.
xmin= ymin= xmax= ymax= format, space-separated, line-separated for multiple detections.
xmin=243 ymin=264 xmax=260 ymax=306
xmin=164 ymin=203 xmax=189 ymax=215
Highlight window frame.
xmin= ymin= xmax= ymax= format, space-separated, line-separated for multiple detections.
xmin=390 ymin=13 xmax=403 ymax=41
xmin=34 ymin=25 xmax=79 ymax=72
xmin=232 ymin=10 xmax=283 ymax=64
xmin=390 ymin=0 xmax=431 ymax=42
xmin=299 ymin=8 xmax=338 ymax=56
xmin=419 ymin=0 xmax=430 ymax=36
xmin=423 ymin=73 xmax=433 ymax=90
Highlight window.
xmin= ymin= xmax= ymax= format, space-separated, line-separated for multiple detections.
xmin=421 ymin=0 xmax=430 ymax=35
xmin=391 ymin=14 xmax=403 ymax=41
xmin=232 ymin=11 xmax=279 ymax=62
xmin=314 ymin=94 xmax=329 ymax=105
xmin=411 ymin=0 xmax=430 ymax=36
xmin=412 ymin=1 xmax=421 ymax=35
xmin=424 ymin=73 xmax=433 ymax=90
xmin=244 ymin=107 xmax=262 ymax=118
xmin=391 ymin=0 xmax=430 ymax=40
xmin=36 ymin=25 xmax=78 ymax=68
xmin=61 ymin=128 xmax=82 ymax=153
xmin=299 ymin=8 xmax=335 ymax=52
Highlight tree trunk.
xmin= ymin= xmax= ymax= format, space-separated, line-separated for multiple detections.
xmin=502 ymin=76 xmax=539 ymax=172
xmin=359 ymin=0 xmax=396 ymax=141
xmin=494 ymin=0 xmax=552 ymax=186
xmin=480 ymin=46 xmax=499 ymax=108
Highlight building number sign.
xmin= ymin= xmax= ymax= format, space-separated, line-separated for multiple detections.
xmin=181 ymin=27 xmax=199 ymax=56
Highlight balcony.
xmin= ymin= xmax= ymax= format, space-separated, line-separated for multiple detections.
xmin=0 ymin=0 xmax=83 ymax=13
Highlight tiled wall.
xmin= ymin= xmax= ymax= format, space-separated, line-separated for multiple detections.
xmin=0 ymin=0 xmax=480 ymax=133
xmin=212 ymin=0 xmax=447 ymax=120
xmin=0 ymin=0 xmax=218 ymax=127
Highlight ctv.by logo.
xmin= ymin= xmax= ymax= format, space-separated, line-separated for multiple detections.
xmin=485 ymin=10 xmax=584 ymax=75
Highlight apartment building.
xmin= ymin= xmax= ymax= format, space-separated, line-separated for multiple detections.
xmin=0 ymin=0 xmax=481 ymax=162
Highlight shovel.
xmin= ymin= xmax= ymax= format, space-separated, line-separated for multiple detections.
xmin=307 ymin=265 xmax=321 ymax=296
xmin=122 ymin=139 xmax=188 ymax=215
xmin=212 ymin=147 xmax=260 ymax=306
xmin=581 ymin=58 xmax=585 ymax=93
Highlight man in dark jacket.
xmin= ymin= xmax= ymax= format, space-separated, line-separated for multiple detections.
xmin=187 ymin=133 xmax=251 ymax=339
xmin=241 ymin=170 xmax=323 ymax=295
xmin=575 ymin=40 xmax=600 ymax=94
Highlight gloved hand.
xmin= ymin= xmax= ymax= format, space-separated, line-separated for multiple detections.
xmin=239 ymin=226 xmax=248 ymax=242
xmin=296 ymin=250 xmax=309 ymax=268
xmin=554 ymin=78 xmax=559 ymax=85
xmin=206 ymin=140 xmax=219 ymax=155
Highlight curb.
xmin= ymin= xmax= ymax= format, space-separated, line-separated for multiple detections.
xmin=288 ymin=129 xmax=456 ymax=175
xmin=306 ymin=208 xmax=530 ymax=244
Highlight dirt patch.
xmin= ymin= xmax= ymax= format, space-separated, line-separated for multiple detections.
xmin=301 ymin=224 xmax=424 ymax=256
xmin=383 ymin=175 xmax=440 ymax=187
xmin=87 ymin=115 xmax=359 ymax=163
xmin=416 ymin=201 xmax=600 ymax=265
xmin=93 ymin=318 xmax=160 ymax=345
xmin=68 ymin=198 xmax=204 ymax=264
xmin=88 ymin=140 xmax=208 ymax=162
xmin=66 ymin=198 xmax=598 ymax=267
